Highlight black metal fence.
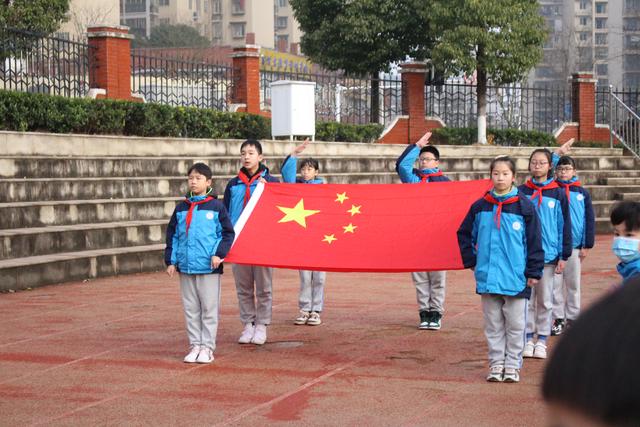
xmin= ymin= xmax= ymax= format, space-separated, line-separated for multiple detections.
xmin=426 ymin=82 xmax=572 ymax=133
xmin=260 ymin=70 xmax=405 ymax=126
xmin=596 ymin=86 xmax=640 ymax=125
xmin=0 ymin=27 xmax=95 ymax=98
xmin=131 ymin=51 xmax=236 ymax=110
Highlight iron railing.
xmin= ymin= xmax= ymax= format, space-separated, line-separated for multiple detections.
xmin=596 ymin=86 xmax=640 ymax=124
xmin=0 ymin=27 xmax=95 ymax=98
xmin=260 ymin=70 xmax=405 ymax=126
xmin=608 ymin=90 xmax=640 ymax=158
xmin=131 ymin=51 xmax=236 ymax=110
xmin=426 ymin=83 xmax=572 ymax=133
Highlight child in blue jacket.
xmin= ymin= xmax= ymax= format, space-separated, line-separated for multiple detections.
xmin=223 ymin=139 xmax=280 ymax=346
xmin=458 ymin=156 xmax=544 ymax=383
xmin=518 ymin=148 xmax=572 ymax=360
xmin=165 ymin=163 xmax=235 ymax=364
xmin=396 ymin=131 xmax=450 ymax=330
xmin=551 ymin=155 xmax=595 ymax=336
xmin=610 ymin=201 xmax=640 ymax=283
xmin=281 ymin=138 xmax=326 ymax=326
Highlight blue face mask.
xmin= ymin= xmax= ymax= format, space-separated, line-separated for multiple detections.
xmin=612 ymin=237 xmax=640 ymax=263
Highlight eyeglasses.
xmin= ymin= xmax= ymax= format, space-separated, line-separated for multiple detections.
xmin=530 ymin=161 xmax=549 ymax=166
xmin=419 ymin=157 xmax=437 ymax=162
xmin=556 ymin=166 xmax=574 ymax=172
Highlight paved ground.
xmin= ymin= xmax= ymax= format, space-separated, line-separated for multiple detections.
xmin=0 ymin=235 xmax=620 ymax=426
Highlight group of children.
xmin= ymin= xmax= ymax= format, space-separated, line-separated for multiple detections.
xmin=163 ymin=134 xmax=639 ymax=386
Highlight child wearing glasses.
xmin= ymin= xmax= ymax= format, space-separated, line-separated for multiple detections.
xmin=395 ymin=131 xmax=450 ymax=330
xmin=550 ymin=155 xmax=595 ymax=336
xmin=518 ymin=148 xmax=572 ymax=360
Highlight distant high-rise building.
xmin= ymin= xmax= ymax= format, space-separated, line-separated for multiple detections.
xmin=58 ymin=0 xmax=121 ymax=39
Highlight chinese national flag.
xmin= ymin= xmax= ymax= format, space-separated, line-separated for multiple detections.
xmin=225 ymin=180 xmax=491 ymax=272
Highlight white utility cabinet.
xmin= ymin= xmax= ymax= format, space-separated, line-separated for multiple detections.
xmin=270 ymin=80 xmax=316 ymax=141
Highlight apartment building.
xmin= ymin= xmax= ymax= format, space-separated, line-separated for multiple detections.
xmin=57 ymin=0 xmax=120 ymax=39
xmin=120 ymin=0 xmax=157 ymax=39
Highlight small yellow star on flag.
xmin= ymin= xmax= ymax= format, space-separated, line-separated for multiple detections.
xmin=322 ymin=234 xmax=337 ymax=244
xmin=343 ymin=223 xmax=357 ymax=233
xmin=277 ymin=199 xmax=320 ymax=228
xmin=335 ymin=192 xmax=349 ymax=204
xmin=347 ymin=204 xmax=361 ymax=216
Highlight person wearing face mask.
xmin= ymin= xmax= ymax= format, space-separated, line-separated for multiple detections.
xmin=610 ymin=201 xmax=640 ymax=283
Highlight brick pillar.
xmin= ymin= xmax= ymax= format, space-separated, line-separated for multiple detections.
xmin=231 ymin=45 xmax=261 ymax=114
xmin=400 ymin=62 xmax=427 ymax=144
xmin=87 ymin=25 xmax=135 ymax=100
xmin=571 ymin=72 xmax=597 ymax=142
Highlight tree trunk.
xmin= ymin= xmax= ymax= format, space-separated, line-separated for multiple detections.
xmin=370 ymin=71 xmax=379 ymax=124
xmin=476 ymin=64 xmax=487 ymax=144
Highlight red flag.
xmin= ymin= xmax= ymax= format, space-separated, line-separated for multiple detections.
xmin=225 ymin=180 xmax=491 ymax=272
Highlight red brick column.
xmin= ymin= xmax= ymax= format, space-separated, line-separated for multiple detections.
xmin=571 ymin=72 xmax=597 ymax=142
xmin=401 ymin=62 xmax=428 ymax=144
xmin=230 ymin=45 xmax=261 ymax=114
xmin=87 ymin=25 xmax=134 ymax=100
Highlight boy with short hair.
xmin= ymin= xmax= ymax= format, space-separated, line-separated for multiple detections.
xmin=610 ymin=200 xmax=640 ymax=283
xmin=395 ymin=131 xmax=450 ymax=330
xmin=165 ymin=162 xmax=235 ymax=363
xmin=224 ymin=139 xmax=279 ymax=345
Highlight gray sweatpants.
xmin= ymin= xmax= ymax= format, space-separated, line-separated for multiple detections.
xmin=232 ymin=264 xmax=273 ymax=325
xmin=526 ymin=265 xmax=556 ymax=337
xmin=179 ymin=273 xmax=221 ymax=351
xmin=411 ymin=271 xmax=446 ymax=313
xmin=299 ymin=270 xmax=326 ymax=312
xmin=552 ymin=249 xmax=582 ymax=321
xmin=482 ymin=294 xmax=527 ymax=369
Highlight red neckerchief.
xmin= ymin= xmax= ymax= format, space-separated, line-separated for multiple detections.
xmin=417 ymin=170 xmax=443 ymax=183
xmin=483 ymin=192 xmax=519 ymax=229
xmin=184 ymin=196 xmax=214 ymax=236
xmin=238 ymin=169 xmax=263 ymax=206
xmin=524 ymin=179 xmax=559 ymax=207
xmin=556 ymin=180 xmax=582 ymax=203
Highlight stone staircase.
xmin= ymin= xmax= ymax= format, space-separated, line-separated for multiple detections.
xmin=1 ymin=131 xmax=638 ymax=291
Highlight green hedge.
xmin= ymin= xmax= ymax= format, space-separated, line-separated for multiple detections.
xmin=431 ymin=127 xmax=557 ymax=146
xmin=0 ymin=90 xmax=383 ymax=142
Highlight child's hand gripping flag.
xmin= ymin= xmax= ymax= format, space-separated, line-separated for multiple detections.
xmin=225 ymin=180 xmax=491 ymax=272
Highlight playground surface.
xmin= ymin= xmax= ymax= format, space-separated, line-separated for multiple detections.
xmin=0 ymin=235 xmax=620 ymax=426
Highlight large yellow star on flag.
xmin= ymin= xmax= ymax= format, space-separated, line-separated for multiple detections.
xmin=322 ymin=234 xmax=337 ymax=244
xmin=277 ymin=199 xmax=320 ymax=228
xmin=335 ymin=192 xmax=349 ymax=204
xmin=347 ymin=204 xmax=362 ymax=216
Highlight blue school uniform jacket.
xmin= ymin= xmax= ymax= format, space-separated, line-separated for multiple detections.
xmin=223 ymin=164 xmax=280 ymax=225
xmin=281 ymin=155 xmax=324 ymax=184
xmin=556 ymin=177 xmax=595 ymax=249
xmin=165 ymin=193 xmax=235 ymax=274
xmin=457 ymin=188 xmax=544 ymax=298
xmin=395 ymin=144 xmax=451 ymax=183
xmin=518 ymin=177 xmax=572 ymax=264
xmin=618 ymin=258 xmax=640 ymax=282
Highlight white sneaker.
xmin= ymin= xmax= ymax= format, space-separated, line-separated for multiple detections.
xmin=533 ymin=342 xmax=547 ymax=359
xmin=523 ymin=340 xmax=535 ymax=358
xmin=238 ymin=323 xmax=255 ymax=344
xmin=294 ymin=310 xmax=310 ymax=325
xmin=251 ymin=324 xmax=267 ymax=345
xmin=196 ymin=346 xmax=214 ymax=363
xmin=486 ymin=365 xmax=504 ymax=382
xmin=307 ymin=312 xmax=321 ymax=326
xmin=183 ymin=345 xmax=201 ymax=363
xmin=503 ymin=368 xmax=520 ymax=383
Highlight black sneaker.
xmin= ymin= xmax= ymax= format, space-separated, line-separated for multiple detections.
xmin=427 ymin=312 xmax=442 ymax=330
xmin=551 ymin=318 xmax=565 ymax=336
xmin=419 ymin=310 xmax=432 ymax=330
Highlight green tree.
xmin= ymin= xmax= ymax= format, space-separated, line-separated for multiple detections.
xmin=428 ymin=0 xmax=547 ymax=144
xmin=134 ymin=24 xmax=211 ymax=48
xmin=0 ymin=0 xmax=69 ymax=33
xmin=290 ymin=0 xmax=432 ymax=124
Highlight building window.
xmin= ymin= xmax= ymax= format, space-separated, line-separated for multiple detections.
xmin=212 ymin=0 xmax=221 ymax=14
xmin=595 ymin=2 xmax=607 ymax=13
xmin=626 ymin=0 xmax=640 ymax=12
xmin=160 ymin=18 xmax=171 ymax=25
xmin=189 ymin=0 xmax=193 ymax=9
xmin=624 ymin=18 xmax=640 ymax=31
xmin=595 ymin=47 xmax=608 ymax=59
xmin=579 ymin=32 xmax=588 ymax=41
xmin=595 ymin=18 xmax=607 ymax=29
xmin=204 ymin=0 xmax=208 ymax=13
xmin=626 ymin=35 xmax=640 ymax=49
xmin=158 ymin=0 xmax=170 ymax=5
xmin=595 ymin=33 xmax=607 ymax=45
xmin=232 ymin=0 xmax=245 ymax=14
xmin=276 ymin=16 xmax=288 ymax=29
xmin=213 ymin=22 xmax=222 ymax=38
xmin=231 ymin=22 xmax=245 ymax=38
xmin=579 ymin=0 xmax=588 ymax=10
xmin=625 ymin=55 xmax=640 ymax=71
xmin=276 ymin=34 xmax=289 ymax=50
xmin=579 ymin=17 xmax=588 ymax=26
xmin=596 ymin=64 xmax=608 ymax=75
xmin=278 ymin=0 xmax=288 ymax=6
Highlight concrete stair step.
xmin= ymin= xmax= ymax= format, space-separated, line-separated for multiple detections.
xmin=605 ymin=177 xmax=640 ymax=185
xmin=596 ymin=218 xmax=613 ymax=234
xmin=0 ymin=244 xmax=165 ymax=291
xmin=0 ymin=220 xmax=167 ymax=260
xmin=0 ymin=197 xmax=180 ymax=229
xmin=618 ymin=193 xmax=640 ymax=201
xmin=584 ymin=185 xmax=640 ymax=201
